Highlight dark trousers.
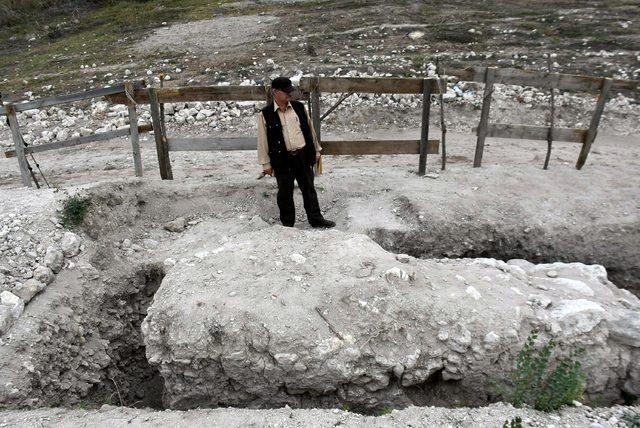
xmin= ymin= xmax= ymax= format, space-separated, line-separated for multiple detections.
xmin=275 ymin=152 xmax=323 ymax=226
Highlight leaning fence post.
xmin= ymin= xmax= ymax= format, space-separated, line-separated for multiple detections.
xmin=148 ymin=87 xmax=173 ymax=180
xmin=6 ymin=104 xmax=32 ymax=187
xmin=418 ymin=78 xmax=433 ymax=176
xmin=310 ymin=76 xmax=322 ymax=145
xmin=473 ymin=66 xmax=497 ymax=168
xmin=125 ymin=82 xmax=143 ymax=177
xmin=575 ymin=77 xmax=613 ymax=170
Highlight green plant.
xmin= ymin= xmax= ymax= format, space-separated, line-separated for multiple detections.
xmin=60 ymin=195 xmax=91 ymax=227
xmin=623 ymin=411 xmax=640 ymax=428
xmin=503 ymin=416 xmax=523 ymax=428
xmin=378 ymin=406 xmax=393 ymax=416
xmin=261 ymin=191 xmax=269 ymax=198
xmin=502 ymin=330 xmax=586 ymax=412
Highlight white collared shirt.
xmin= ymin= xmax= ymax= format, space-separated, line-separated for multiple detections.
xmin=257 ymin=102 xmax=321 ymax=169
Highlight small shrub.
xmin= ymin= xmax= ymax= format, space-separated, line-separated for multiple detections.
xmin=60 ymin=195 xmax=91 ymax=227
xmin=503 ymin=416 xmax=523 ymax=428
xmin=501 ymin=330 xmax=586 ymax=412
xmin=378 ymin=406 xmax=393 ymax=416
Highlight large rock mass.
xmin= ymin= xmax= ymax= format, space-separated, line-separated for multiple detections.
xmin=142 ymin=227 xmax=640 ymax=411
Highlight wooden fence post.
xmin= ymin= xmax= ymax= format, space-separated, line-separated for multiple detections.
xmin=6 ymin=104 xmax=32 ymax=187
xmin=310 ymin=77 xmax=322 ymax=145
xmin=265 ymin=84 xmax=273 ymax=105
xmin=543 ymin=65 xmax=556 ymax=170
xmin=418 ymin=78 xmax=433 ymax=175
xmin=575 ymin=77 xmax=613 ymax=170
xmin=148 ymin=88 xmax=173 ymax=179
xmin=473 ymin=66 xmax=497 ymax=168
xmin=125 ymin=82 xmax=143 ymax=177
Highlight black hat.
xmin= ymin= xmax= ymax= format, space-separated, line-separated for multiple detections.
xmin=271 ymin=76 xmax=295 ymax=93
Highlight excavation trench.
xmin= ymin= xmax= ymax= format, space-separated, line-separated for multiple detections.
xmin=367 ymin=223 xmax=640 ymax=296
xmin=81 ymin=262 xmax=167 ymax=409
xmin=20 ymin=183 xmax=637 ymax=413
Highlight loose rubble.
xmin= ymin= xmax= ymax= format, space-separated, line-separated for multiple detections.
xmin=0 ymin=205 xmax=83 ymax=338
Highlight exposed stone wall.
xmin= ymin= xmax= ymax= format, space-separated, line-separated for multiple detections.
xmin=142 ymin=228 xmax=640 ymax=411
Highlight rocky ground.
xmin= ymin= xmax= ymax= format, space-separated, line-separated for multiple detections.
xmin=0 ymin=403 xmax=639 ymax=427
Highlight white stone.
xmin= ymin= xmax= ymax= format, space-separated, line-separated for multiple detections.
xmin=384 ymin=267 xmax=409 ymax=283
xmin=0 ymin=291 xmax=24 ymax=318
xmin=33 ymin=265 xmax=54 ymax=285
xmin=465 ymin=286 xmax=482 ymax=300
xmin=551 ymin=299 xmax=605 ymax=336
xmin=44 ymin=246 xmax=64 ymax=273
xmin=396 ymin=254 xmax=411 ymax=263
xmin=14 ymin=279 xmax=45 ymax=304
xmin=608 ymin=310 xmax=640 ymax=347
xmin=290 ymin=253 xmax=306 ymax=264
xmin=550 ymin=278 xmax=594 ymax=297
xmin=60 ymin=232 xmax=82 ymax=257
xmin=164 ymin=217 xmax=186 ymax=233
xmin=143 ymin=239 xmax=159 ymax=249
xmin=484 ymin=331 xmax=500 ymax=349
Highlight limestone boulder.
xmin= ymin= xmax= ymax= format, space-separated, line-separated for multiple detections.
xmin=44 ymin=246 xmax=64 ymax=273
xmin=142 ymin=228 xmax=640 ymax=411
xmin=13 ymin=279 xmax=45 ymax=304
xmin=60 ymin=232 xmax=82 ymax=257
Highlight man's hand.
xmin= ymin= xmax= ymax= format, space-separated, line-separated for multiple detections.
xmin=263 ymin=167 xmax=274 ymax=176
xmin=316 ymin=152 xmax=321 ymax=161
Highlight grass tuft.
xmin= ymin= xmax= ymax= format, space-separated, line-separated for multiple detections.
xmin=60 ymin=195 xmax=91 ymax=227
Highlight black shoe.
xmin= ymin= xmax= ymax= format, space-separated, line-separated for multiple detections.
xmin=310 ymin=218 xmax=335 ymax=228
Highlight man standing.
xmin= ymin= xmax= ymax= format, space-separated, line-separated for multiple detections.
xmin=257 ymin=77 xmax=335 ymax=228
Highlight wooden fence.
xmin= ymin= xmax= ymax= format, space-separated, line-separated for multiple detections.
xmin=104 ymin=77 xmax=443 ymax=179
xmin=1 ymin=81 xmax=149 ymax=187
xmin=298 ymin=76 xmax=442 ymax=176
xmin=447 ymin=66 xmax=639 ymax=169
xmin=1 ymin=67 xmax=638 ymax=187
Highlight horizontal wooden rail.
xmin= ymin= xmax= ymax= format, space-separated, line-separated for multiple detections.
xmin=0 ymin=84 xmax=140 ymax=115
xmin=167 ymin=137 xmax=439 ymax=155
xmin=299 ymin=77 xmax=444 ymax=94
xmin=483 ymin=123 xmax=586 ymax=143
xmin=3 ymin=124 xmax=153 ymax=158
xmin=167 ymin=137 xmax=256 ymax=151
xmin=448 ymin=66 xmax=639 ymax=93
xmin=106 ymin=86 xmax=309 ymax=105
xmin=322 ymin=139 xmax=439 ymax=155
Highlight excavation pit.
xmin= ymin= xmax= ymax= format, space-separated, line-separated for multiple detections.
xmin=0 ymin=174 xmax=638 ymax=413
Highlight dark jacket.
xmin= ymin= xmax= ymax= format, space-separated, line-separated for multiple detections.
xmin=261 ymin=101 xmax=316 ymax=171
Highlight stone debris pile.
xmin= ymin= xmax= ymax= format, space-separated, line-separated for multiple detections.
xmin=142 ymin=226 xmax=640 ymax=411
xmin=0 ymin=209 xmax=84 ymax=336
